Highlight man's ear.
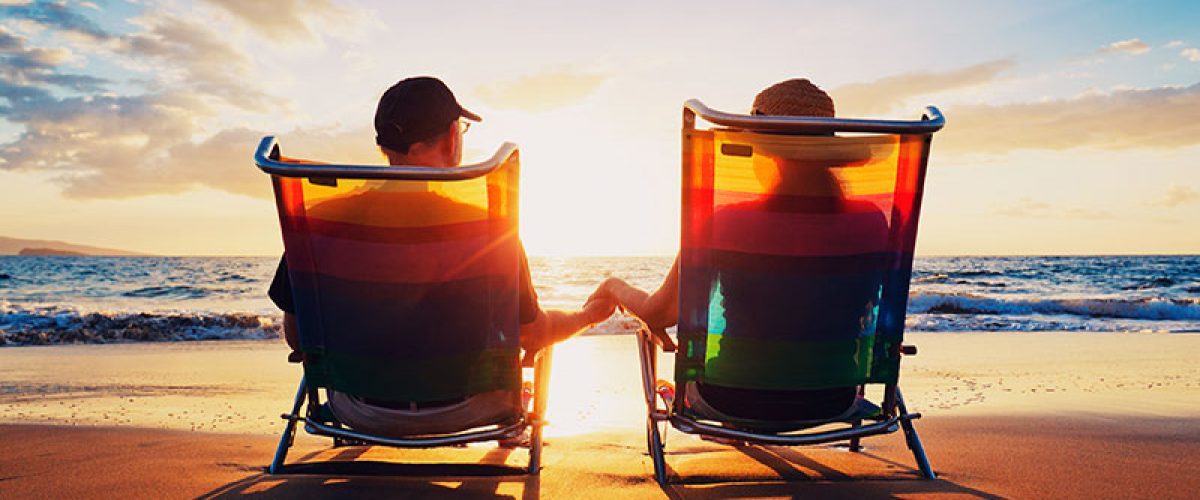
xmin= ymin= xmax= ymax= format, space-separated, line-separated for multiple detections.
xmin=440 ymin=121 xmax=459 ymax=159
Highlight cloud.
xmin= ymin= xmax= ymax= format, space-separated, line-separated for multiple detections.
xmin=0 ymin=90 xmax=201 ymax=185
xmin=0 ymin=25 xmax=109 ymax=107
xmin=831 ymin=59 xmax=1014 ymax=116
xmin=938 ymin=82 xmax=1200 ymax=153
xmin=1060 ymin=208 xmax=1115 ymax=220
xmin=0 ymin=27 xmax=22 ymax=50
xmin=1182 ymin=48 xmax=1200 ymax=62
xmin=116 ymin=14 xmax=272 ymax=111
xmin=1164 ymin=40 xmax=1184 ymax=49
xmin=0 ymin=5 xmax=289 ymax=198
xmin=994 ymin=197 xmax=1050 ymax=217
xmin=994 ymin=197 xmax=1113 ymax=220
xmin=474 ymin=68 xmax=610 ymax=112
xmin=0 ymin=0 xmax=113 ymax=41
xmin=0 ymin=86 xmax=374 ymax=199
xmin=203 ymin=0 xmax=352 ymax=42
xmin=1147 ymin=185 xmax=1200 ymax=208
xmin=1097 ymin=38 xmax=1150 ymax=55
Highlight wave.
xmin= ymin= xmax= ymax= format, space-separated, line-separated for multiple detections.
xmin=1121 ymin=277 xmax=1178 ymax=290
xmin=908 ymin=292 xmax=1200 ymax=321
xmin=953 ymin=270 xmax=1003 ymax=277
xmin=121 ymin=285 xmax=210 ymax=299
xmin=216 ymin=272 xmax=257 ymax=283
xmin=0 ymin=305 xmax=280 ymax=346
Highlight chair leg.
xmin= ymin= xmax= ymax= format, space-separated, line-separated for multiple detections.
xmin=849 ymin=420 xmax=863 ymax=452
xmin=896 ymin=387 xmax=935 ymax=479
xmin=528 ymin=346 xmax=553 ymax=475
xmin=647 ymin=416 xmax=668 ymax=485
xmin=636 ymin=331 xmax=659 ymax=412
xmin=636 ymin=331 xmax=669 ymax=484
xmin=269 ymin=377 xmax=308 ymax=474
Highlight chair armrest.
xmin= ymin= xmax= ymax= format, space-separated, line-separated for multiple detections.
xmin=520 ymin=348 xmax=540 ymax=368
xmin=643 ymin=326 xmax=678 ymax=352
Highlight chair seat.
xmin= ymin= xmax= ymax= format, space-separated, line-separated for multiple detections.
xmin=681 ymin=394 xmax=883 ymax=433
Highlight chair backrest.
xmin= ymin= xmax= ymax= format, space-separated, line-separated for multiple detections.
xmin=255 ymin=137 xmax=523 ymax=402
xmin=675 ymin=101 xmax=943 ymax=392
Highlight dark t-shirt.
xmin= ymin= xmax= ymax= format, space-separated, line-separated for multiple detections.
xmin=267 ymin=247 xmax=542 ymax=325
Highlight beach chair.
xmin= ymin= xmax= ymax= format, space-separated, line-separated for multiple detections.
xmin=636 ymin=100 xmax=945 ymax=484
xmin=253 ymin=137 xmax=551 ymax=474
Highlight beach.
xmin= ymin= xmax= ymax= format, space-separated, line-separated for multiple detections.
xmin=1 ymin=332 xmax=1198 ymax=498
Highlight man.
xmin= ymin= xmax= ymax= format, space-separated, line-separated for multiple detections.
xmin=269 ymin=76 xmax=614 ymax=436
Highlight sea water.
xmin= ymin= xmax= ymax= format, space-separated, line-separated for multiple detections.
xmin=0 ymin=255 xmax=1197 ymax=345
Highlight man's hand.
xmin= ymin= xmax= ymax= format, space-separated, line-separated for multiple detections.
xmin=519 ymin=296 xmax=616 ymax=354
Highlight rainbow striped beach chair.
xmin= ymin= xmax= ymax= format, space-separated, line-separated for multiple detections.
xmin=637 ymin=100 xmax=945 ymax=484
xmin=253 ymin=137 xmax=551 ymax=474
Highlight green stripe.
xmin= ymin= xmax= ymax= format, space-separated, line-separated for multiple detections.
xmin=303 ymin=348 xmax=521 ymax=402
xmin=701 ymin=334 xmax=877 ymax=390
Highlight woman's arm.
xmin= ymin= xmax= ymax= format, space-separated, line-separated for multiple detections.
xmin=594 ymin=256 xmax=679 ymax=329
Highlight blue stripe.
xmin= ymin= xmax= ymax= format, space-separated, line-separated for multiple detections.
xmin=290 ymin=271 xmax=520 ymax=360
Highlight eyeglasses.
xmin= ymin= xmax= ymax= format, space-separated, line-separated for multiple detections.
xmin=459 ymin=119 xmax=472 ymax=134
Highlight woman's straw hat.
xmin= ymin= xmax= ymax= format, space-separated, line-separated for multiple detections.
xmin=745 ymin=79 xmax=875 ymax=167
xmin=752 ymin=78 xmax=835 ymax=118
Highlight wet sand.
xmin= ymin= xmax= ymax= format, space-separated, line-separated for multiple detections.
xmin=1 ymin=332 xmax=1198 ymax=498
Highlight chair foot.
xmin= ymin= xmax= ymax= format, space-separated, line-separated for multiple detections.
xmin=896 ymin=388 xmax=935 ymax=479
xmin=527 ymin=422 xmax=544 ymax=474
xmin=269 ymin=378 xmax=308 ymax=474
xmin=268 ymin=419 xmax=296 ymax=474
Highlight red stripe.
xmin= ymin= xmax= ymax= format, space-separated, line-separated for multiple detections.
xmin=283 ymin=233 xmax=520 ymax=283
xmin=691 ymin=207 xmax=889 ymax=256
xmin=708 ymin=189 xmax=894 ymax=215
xmin=284 ymin=217 xmax=502 ymax=244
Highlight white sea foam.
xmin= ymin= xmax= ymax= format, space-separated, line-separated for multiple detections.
xmin=907 ymin=292 xmax=1200 ymax=321
xmin=0 ymin=302 xmax=280 ymax=346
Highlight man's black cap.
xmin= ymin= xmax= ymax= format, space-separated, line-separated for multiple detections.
xmin=374 ymin=76 xmax=481 ymax=151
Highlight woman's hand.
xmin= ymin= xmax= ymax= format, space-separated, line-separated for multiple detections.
xmin=581 ymin=294 xmax=618 ymax=324
xmin=589 ymin=277 xmax=630 ymax=310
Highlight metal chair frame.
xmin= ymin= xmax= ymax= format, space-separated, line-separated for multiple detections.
xmin=254 ymin=137 xmax=551 ymax=475
xmin=637 ymin=101 xmax=945 ymax=485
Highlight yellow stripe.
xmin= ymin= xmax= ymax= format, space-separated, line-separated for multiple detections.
xmin=702 ymin=131 xmax=900 ymax=197
xmin=300 ymin=179 xmax=490 ymax=227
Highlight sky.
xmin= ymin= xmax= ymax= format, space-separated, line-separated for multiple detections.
xmin=0 ymin=0 xmax=1198 ymax=256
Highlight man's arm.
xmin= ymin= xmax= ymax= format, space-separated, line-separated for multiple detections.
xmin=520 ymin=298 xmax=615 ymax=353
xmin=281 ymin=313 xmax=299 ymax=352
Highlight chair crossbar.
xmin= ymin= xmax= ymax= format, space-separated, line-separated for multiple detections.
xmin=668 ymin=414 xmax=907 ymax=447
xmin=291 ymin=415 xmax=527 ymax=449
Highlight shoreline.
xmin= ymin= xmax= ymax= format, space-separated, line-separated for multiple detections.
xmin=2 ymin=333 xmax=1199 ymax=434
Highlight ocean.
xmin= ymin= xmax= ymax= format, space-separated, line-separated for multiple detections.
xmin=0 ymin=255 xmax=1197 ymax=346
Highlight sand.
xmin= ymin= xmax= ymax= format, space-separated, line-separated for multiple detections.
xmin=1 ymin=332 xmax=1198 ymax=498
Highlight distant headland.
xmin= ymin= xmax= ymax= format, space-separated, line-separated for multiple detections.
xmin=0 ymin=236 xmax=148 ymax=257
